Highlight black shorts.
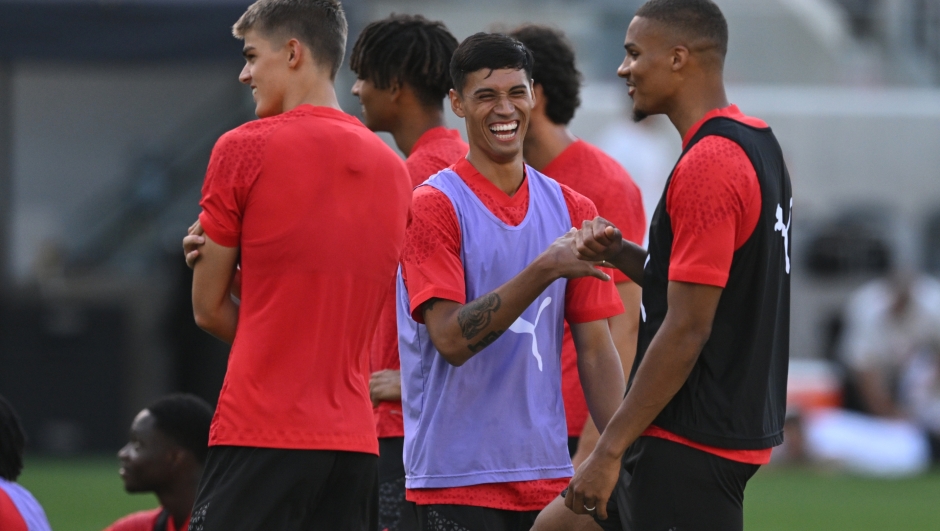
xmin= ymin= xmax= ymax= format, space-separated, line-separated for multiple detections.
xmin=594 ymin=436 xmax=760 ymax=531
xmin=189 ymin=445 xmax=377 ymax=531
xmin=415 ymin=504 xmax=539 ymax=531
xmin=567 ymin=436 xmax=579 ymax=457
xmin=378 ymin=437 xmax=418 ymax=531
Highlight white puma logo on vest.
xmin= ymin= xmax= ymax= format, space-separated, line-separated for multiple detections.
xmin=508 ymin=297 xmax=552 ymax=371
xmin=775 ymin=198 xmax=792 ymax=274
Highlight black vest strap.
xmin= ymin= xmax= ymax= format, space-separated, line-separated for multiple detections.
xmin=153 ymin=508 xmax=170 ymax=531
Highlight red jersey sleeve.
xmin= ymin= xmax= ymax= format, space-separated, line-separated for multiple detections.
xmin=401 ymin=185 xmax=465 ymax=322
xmin=103 ymin=509 xmax=161 ymax=531
xmin=198 ymin=127 xmax=265 ymax=248
xmin=559 ymin=185 xmax=625 ymax=323
xmin=666 ymin=136 xmax=761 ymax=288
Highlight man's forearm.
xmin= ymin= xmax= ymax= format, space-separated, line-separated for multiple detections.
xmin=577 ymin=343 xmax=626 ymax=432
xmin=610 ymin=241 xmax=647 ymax=286
xmin=194 ymin=295 xmax=239 ymax=344
xmin=593 ymin=314 xmax=710 ymax=459
xmin=425 ymin=257 xmax=559 ymax=366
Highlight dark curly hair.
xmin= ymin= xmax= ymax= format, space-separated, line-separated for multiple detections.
xmin=0 ymin=395 xmax=26 ymax=481
xmin=350 ymin=14 xmax=458 ymax=108
xmin=509 ymin=25 xmax=582 ymax=126
xmin=146 ymin=394 xmax=214 ymax=465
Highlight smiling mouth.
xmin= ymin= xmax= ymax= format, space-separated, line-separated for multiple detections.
xmin=489 ymin=120 xmax=519 ymax=142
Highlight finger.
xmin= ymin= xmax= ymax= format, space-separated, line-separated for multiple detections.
xmin=188 ymin=220 xmax=199 ymax=233
xmin=185 ymin=250 xmax=199 ymax=269
xmin=563 ymin=484 xmax=574 ymax=511
xmin=588 ymin=265 xmax=611 ymax=282
xmin=578 ymin=221 xmax=611 ymax=256
xmin=568 ymin=486 xmax=586 ymax=515
xmin=596 ymin=494 xmax=609 ymax=521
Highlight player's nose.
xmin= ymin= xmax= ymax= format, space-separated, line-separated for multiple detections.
xmin=352 ymin=79 xmax=362 ymax=96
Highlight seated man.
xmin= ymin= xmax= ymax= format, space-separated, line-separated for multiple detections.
xmin=104 ymin=394 xmax=213 ymax=531
xmin=0 ymin=395 xmax=52 ymax=531
xmin=397 ymin=32 xmax=625 ymax=530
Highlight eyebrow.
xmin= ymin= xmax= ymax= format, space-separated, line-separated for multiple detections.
xmin=242 ymin=45 xmax=255 ymax=57
xmin=472 ymin=84 xmax=528 ymax=96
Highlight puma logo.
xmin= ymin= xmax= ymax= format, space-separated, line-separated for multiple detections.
xmin=775 ymin=199 xmax=792 ymax=274
xmin=508 ymin=297 xmax=552 ymax=371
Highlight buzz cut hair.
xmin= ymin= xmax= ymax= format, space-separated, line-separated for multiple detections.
xmin=350 ymin=14 xmax=459 ymax=109
xmin=233 ymin=0 xmax=348 ymax=79
xmin=635 ymin=0 xmax=729 ymax=59
xmin=146 ymin=394 xmax=214 ymax=466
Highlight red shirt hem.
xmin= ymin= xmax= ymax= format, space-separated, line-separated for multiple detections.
xmin=642 ymin=425 xmax=772 ymax=465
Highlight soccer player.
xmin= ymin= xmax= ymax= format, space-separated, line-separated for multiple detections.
xmin=104 ymin=394 xmax=213 ymax=531
xmin=348 ymin=14 xmax=466 ymax=531
xmin=558 ymin=1 xmax=793 ymax=530
xmin=397 ymin=32 xmax=626 ymax=530
xmin=509 ymin=24 xmax=646 ymax=468
xmin=0 ymin=395 xmax=52 ymax=531
xmin=188 ymin=0 xmax=412 ymax=529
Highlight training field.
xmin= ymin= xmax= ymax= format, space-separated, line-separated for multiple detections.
xmin=18 ymin=458 xmax=940 ymax=531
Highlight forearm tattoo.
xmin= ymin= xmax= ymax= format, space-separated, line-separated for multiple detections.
xmin=457 ymin=293 xmax=502 ymax=340
xmin=468 ymin=330 xmax=504 ymax=353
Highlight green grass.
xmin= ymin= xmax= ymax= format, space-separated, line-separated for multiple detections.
xmin=14 ymin=458 xmax=940 ymax=531
xmin=18 ymin=457 xmax=158 ymax=531
xmin=744 ymin=466 xmax=940 ymax=530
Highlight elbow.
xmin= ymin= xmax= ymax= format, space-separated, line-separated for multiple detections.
xmin=436 ymin=343 xmax=469 ymax=367
xmin=193 ymin=306 xmax=220 ymax=334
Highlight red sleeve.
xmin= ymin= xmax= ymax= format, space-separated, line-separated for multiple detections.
xmin=559 ymin=185 xmax=625 ymax=323
xmin=666 ymin=136 xmax=761 ymax=287
xmin=103 ymin=509 xmax=161 ymax=531
xmin=198 ymin=128 xmax=265 ymax=248
xmin=401 ymin=185 xmax=465 ymax=322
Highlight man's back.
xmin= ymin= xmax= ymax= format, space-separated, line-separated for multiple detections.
xmin=198 ymin=104 xmax=412 ymax=454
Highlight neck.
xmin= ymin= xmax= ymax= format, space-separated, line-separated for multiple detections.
xmin=154 ymin=468 xmax=201 ymax=527
xmin=390 ymin=106 xmax=447 ymax=156
xmin=466 ymin=149 xmax=526 ymax=196
xmin=284 ymin=74 xmax=341 ymax=113
xmin=666 ymin=76 xmax=729 ymax=141
xmin=523 ymin=119 xmax=576 ymax=171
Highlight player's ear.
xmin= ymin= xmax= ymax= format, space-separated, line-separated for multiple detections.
xmin=671 ymin=45 xmax=689 ymax=71
xmin=389 ymin=79 xmax=402 ymax=102
xmin=531 ymin=82 xmax=544 ymax=113
xmin=449 ymin=88 xmax=466 ymax=118
xmin=286 ymin=38 xmax=303 ymax=69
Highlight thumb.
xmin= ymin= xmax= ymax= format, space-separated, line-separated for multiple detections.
xmin=587 ymin=264 xmax=611 ymax=282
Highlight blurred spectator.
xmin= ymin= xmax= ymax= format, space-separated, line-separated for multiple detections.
xmin=103 ymin=394 xmax=213 ymax=531
xmin=0 ymin=395 xmax=52 ymax=531
xmin=899 ymin=345 xmax=940 ymax=459
xmin=840 ymin=272 xmax=940 ymax=419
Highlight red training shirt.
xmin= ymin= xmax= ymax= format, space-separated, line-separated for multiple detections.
xmin=371 ymin=127 xmax=468 ymax=438
xmin=542 ymin=139 xmax=646 ymax=437
xmin=641 ymin=104 xmax=772 ymax=465
xmin=199 ymin=104 xmax=412 ymax=455
xmin=401 ymin=157 xmax=624 ymax=510
xmin=0 ymin=488 xmax=26 ymax=531
xmin=103 ymin=508 xmax=189 ymax=531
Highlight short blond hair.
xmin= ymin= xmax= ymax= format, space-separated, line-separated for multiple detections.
xmin=233 ymin=0 xmax=347 ymax=78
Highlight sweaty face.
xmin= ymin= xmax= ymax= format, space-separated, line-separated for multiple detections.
xmin=617 ymin=17 xmax=679 ymax=122
xmin=117 ymin=410 xmax=176 ymax=493
xmin=239 ymin=29 xmax=292 ymax=118
xmin=352 ymin=77 xmax=395 ymax=132
xmin=451 ymin=68 xmax=533 ymax=164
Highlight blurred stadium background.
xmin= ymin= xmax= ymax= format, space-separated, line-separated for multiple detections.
xmin=1 ymin=0 xmax=940 ymax=529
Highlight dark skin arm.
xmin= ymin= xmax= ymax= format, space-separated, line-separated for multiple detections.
xmin=421 ymin=230 xmax=610 ymax=367
xmin=564 ymin=219 xmax=723 ymax=520
xmin=574 ymin=217 xmax=648 ymax=286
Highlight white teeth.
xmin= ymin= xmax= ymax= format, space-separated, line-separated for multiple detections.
xmin=489 ymin=122 xmax=518 ymax=133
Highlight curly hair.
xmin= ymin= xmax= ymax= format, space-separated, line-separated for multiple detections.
xmin=350 ymin=14 xmax=458 ymax=108
xmin=509 ymin=25 xmax=582 ymax=126
xmin=146 ymin=394 xmax=214 ymax=466
xmin=0 ymin=395 xmax=26 ymax=481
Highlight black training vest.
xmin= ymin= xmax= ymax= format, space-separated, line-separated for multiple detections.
xmin=636 ymin=116 xmax=792 ymax=450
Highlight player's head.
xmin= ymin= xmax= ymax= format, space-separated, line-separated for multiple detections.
xmin=508 ymin=25 xmax=582 ymax=126
xmin=349 ymin=14 xmax=458 ymax=132
xmin=619 ymin=0 xmax=728 ymax=121
xmin=449 ymin=32 xmax=534 ymax=164
xmin=232 ymin=0 xmax=348 ymax=117
xmin=0 ymin=395 xmax=26 ymax=482
xmin=118 ymin=394 xmax=213 ymax=493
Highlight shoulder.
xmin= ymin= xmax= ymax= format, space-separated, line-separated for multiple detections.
xmin=558 ymin=183 xmax=599 ymax=222
xmin=674 ymin=136 xmax=756 ymax=190
xmin=103 ymin=508 xmax=162 ymax=531
xmin=412 ymin=183 xmax=456 ymax=220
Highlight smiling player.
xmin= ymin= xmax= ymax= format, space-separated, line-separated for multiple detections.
xmin=396 ymin=33 xmax=625 ymax=530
